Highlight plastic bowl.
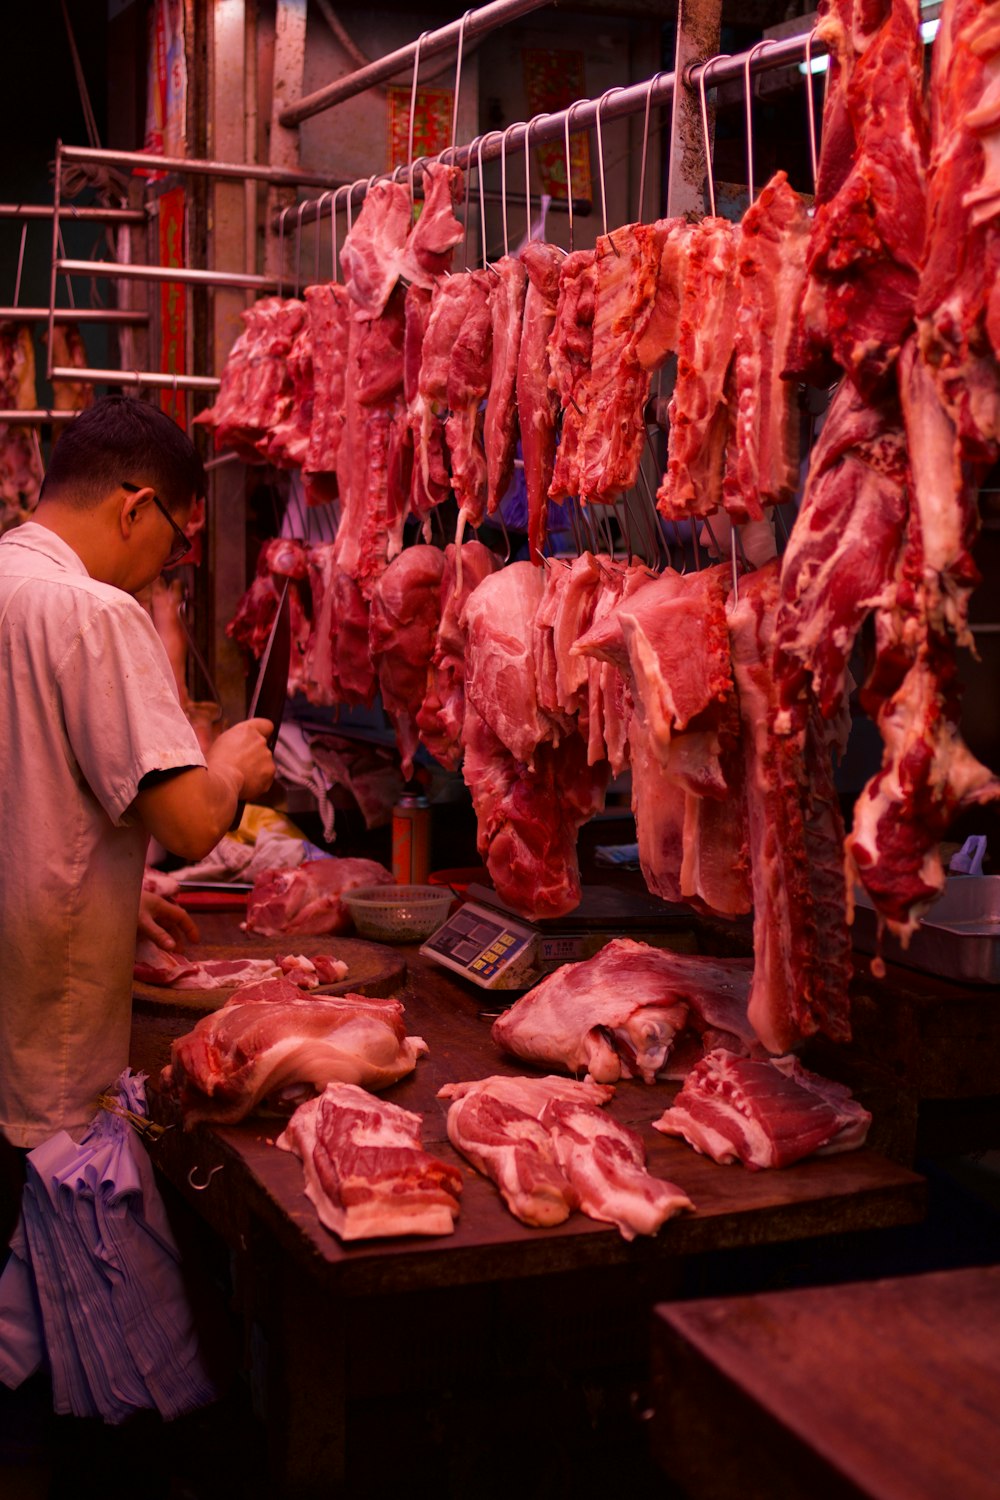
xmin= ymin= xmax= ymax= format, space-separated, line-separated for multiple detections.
xmin=343 ymin=884 xmax=453 ymax=943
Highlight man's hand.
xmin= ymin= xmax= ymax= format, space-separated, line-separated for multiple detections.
xmin=207 ymin=718 xmax=276 ymax=804
xmin=138 ymin=888 xmax=200 ymax=951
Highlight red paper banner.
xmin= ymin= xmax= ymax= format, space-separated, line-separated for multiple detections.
xmin=157 ymin=186 xmax=186 ymax=427
xmin=522 ymin=48 xmax=592 ymax=206
xmin=386 ymin=85 xmax=455 ymax=175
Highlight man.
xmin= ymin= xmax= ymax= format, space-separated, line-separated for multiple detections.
xmin=0 ymin=395 xmax=274 ymax=1161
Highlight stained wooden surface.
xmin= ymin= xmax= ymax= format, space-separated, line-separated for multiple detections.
xmin=650 ymin=1265 xmax=1000 ymax=1500
xmin=135 ymin=940 xmax=926 ymax=1297
xmin=132 ymin=933 xmax=406 ymax=1014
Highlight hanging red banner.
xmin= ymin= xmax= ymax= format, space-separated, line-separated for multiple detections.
xmin=522 ymin=48 xmax=592 ymax=206
xmin=157 ymin=186 xmax=186 ymax=427
xmin=386 ymin=85 xmax=455 ymax=175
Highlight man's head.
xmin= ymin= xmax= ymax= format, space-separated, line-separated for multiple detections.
xmin=37 ymin=395 xmax=207 ymax=592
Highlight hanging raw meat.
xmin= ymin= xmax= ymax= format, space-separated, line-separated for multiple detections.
xmin=397 ymin=162 xmax=464 ymax=289
xmin=786 ymin=0 xmax=929 ymax=398
xmin=729 ymin=561 xmax=852 ymax=1055
xmin=484 ymin=255 xmax=528 ymax=514
xmin=226 ymin=537 xmax=312 ymax=696
xmin=302 ymin=543 xmax=377 ymax=709
xmin=0 ymin=322 xmax=42 ymax=532
xmin=634 ymin=218 xmax=690 ymax=372
xmin=657 ymin=217 xmax=740 ymax=520
xmin=195 ymin=296 xmax=306 ymax=461
xmin=302 ymin=282 xmax=350 ymax=506
xmin=332 ymin=285 xmax=410 ymax=598
xmin=547 ymin=249 xmax=598 ymax=500
xmin=915 ymin=0 xmax=1000 ymax=467
xmin=516 ymin=240 xmax=563 ymax=562
xmin=415 ymin=540 xmax=500 ymax=770
xmin=261 ymin=316 xmax=314 ymax=470
xmin=652 ymin=1050 xmax=872 ymax=1170
xmin=565 ymin=222 xmax=663 ymax=505
xmin=368 ymin=543 xmax=446 ymax=779
xmin=413 ymin=277 xmax=469 ymax=513
xmin=445 ymin=270 xmax=493 ymax=535
xmin=402 ymin=284 xmax=449 ymax=518
xmin=722 ymin=171 xmax=811 ymax=522
xmin=339 ymin=180 xmax=412 ymax=319
xmin=774 ymin=377 xmax=911 ymax=722
xmin=48 ymin=323 xmax=94 ymax=411
xmin=277 ymin=1083 xmax=463 ymax=1240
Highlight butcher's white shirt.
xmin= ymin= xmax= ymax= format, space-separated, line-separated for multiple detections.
xmin=0 ymin=523 xmax=206 ymax=1146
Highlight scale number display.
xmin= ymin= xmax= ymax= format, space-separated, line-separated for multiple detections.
xmin=421 ymin=902 xmax=533 ymax=981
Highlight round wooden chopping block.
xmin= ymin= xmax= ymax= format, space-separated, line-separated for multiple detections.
xmin=132 ymin=934 xmax=407 ymax=1017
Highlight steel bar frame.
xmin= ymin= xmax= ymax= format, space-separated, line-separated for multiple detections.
xmin=0 ymin=204 xmax=147 ymax=224
xmin=0 ymin=306 xmax=148 ymax=324
xmin=58 ymin=143 xmax=350 ymax=191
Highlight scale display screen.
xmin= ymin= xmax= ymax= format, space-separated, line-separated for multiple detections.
xmin=420 ymin=901 xmax=537 ymax=986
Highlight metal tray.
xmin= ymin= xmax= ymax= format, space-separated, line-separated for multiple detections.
xmin=851 ymin=876 xmax=1000 ymax=986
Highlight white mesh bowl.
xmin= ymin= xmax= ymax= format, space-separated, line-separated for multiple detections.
xmin=343 ymin=884 xmax=453 ymax=942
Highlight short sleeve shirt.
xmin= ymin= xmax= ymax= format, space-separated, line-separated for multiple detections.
xmin=0 ymin=523 xmax=206 ymax=1146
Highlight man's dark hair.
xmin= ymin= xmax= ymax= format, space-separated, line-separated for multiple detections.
xmin=40 ymin=394 xmax=207 ymax=514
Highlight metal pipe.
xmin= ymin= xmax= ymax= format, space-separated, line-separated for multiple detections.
xmin=293 ymin=29 xmax=829 ymax=215
xmin=0 ymin=306 xmax=149 ymax=324
xmin=278 ymin=0 xmax=550 ymax=128
xmin=50 ymin=365 xmax=221 ymax=392
xmin=0 ymin=203 xmax=147 ymax=224
xmin=55 ymin=258 xmax=289 ymax=293
xmin=268 ymin=186 xmax=588 ymax=235
xmin=58 ymin=143 xmax=350 ymax=190
xmin=0 ymin=409 xmax=77 ymax=423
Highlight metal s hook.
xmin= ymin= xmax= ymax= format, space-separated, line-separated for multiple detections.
xmin=295 ymin=197 xmax=308 ymax=294
xmin=500 ymin=122 xmax=520 ymax=258
xmin=596 ymin=87 xmax=626 ymax=250
xmin=409 ymin=29 xmax=430 ymax=205
xmin=345 ymin=181 xmax=356 ymax=234
xmin=477 ymin=131 xmax=498 ymax=267
xmin=803 ymin=26 xmax=820 ymax=193
xmin=332 ymin=184 xmax=348 ymax=279
xmin=637 ymin=71 xmax=665 ymax=225
xmin=523 ymin=111 xmax=551 ymax=242
xmin=188 ymin=1163 xmax=224 ymax=1192
xmin=277 ymin=204 xmax=292 ymax=297
xmin=696 ymin=55 xmax=731 ymax=219
xmin=564 ymin=99 xmax=584 ymax=253
xmin=450 ymin=9 xmax=474 ymax=163
xmin=744 ymin=39 xmax=779 ymax=206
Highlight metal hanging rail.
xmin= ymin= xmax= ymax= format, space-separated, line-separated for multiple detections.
xmin=0 ymin=306 xmax=147 ymax=324
xmin=49 ymin=366 xmax=220 ymax=392
xmin=53 ymin=259 xmax=292 ymax=294
xmin=294 ymin=27 xmax=828 ymax=216
xmin=0 ymin=409 xmax=79 ymax=424
xmin=277 ymin=0 xmax=551 ymax=128
xmin=0 ymin=204 xmax=147 ymax=224
xmin=57 ymin=143 xmax=352 ymax=191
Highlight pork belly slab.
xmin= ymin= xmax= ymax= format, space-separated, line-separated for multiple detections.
xmin=653 ymin=1049 xmax=872 ymax=1170
xmin=278 ymin=1083 xmax=462 ymax=1240
xmin=439 ymin=1074 xmax=693 ymax=1239
xmin=491 ymin=938 xmax=754 ymax=1085
xmin=161 ymin=986 xmax=428 ymax=1128
xmin=245 ymin=858 xmax=393 ymax=936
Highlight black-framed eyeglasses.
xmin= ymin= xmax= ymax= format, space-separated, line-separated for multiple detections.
xmin=122 ymin=481 xmax=193 ymax=569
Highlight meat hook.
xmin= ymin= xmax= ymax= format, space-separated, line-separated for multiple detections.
xmin=563 ymin=101 xmax=583 ymax=253
xmin=345 ymin=181 xmax=355 ymax=235
xmin=696 ymin=55 xmax=731 ymax=219
xmin=731 ymin=541 xmax=740 ymax=606
xmin=803 ymin=26 xmax=821 ymax=193
xmin=744 ymin=39 xmax=781 ymax=206
xmin=187 ymin=1163 xmax=224 ymax=1192
xmin=295 ymin=197 xmax=309 ymax=294
xmin=637 ymin=71 xmax=665 ymax=225
xmin=523 ymin=112 xmax=551 ymax=238
xmin=595 ymin=86 xmax=627 ymax=254
xmin=313 ymin=190 xmax=333 ymax=283
xmin=500 ymin=121 xmax=520 ymax=258
xmin=332 ymin=183 xmax=349 ymax=279
xmin=409 ymin=30 xmax=431 ymax=206
xmin=494 ymin=502 xmax=513 ymax=564
xmin=276 ymin=204 xmax=293 ymax=298
xmin=450 ymin=10 xmax=474 ymax=165
xmin=477 ymin=131 xmax=501 ymax=268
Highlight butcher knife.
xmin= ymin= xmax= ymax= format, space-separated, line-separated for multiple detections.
xmin=231 ymin=579 xmax=291 ymax=829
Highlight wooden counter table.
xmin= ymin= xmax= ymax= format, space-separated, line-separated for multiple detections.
xmin=650 ymin=1264 xmax=1000 ymax=1500
xmin=130 ymin=938 xmax=927 ymax=1497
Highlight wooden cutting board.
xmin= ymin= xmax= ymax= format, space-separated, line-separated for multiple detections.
xmin=132 ymin=934 xmax=407 ymax=1017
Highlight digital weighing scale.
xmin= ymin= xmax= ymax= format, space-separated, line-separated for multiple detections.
xmin=420 ymin=883 xmax=698 ymax=991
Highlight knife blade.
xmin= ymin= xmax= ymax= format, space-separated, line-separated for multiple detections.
xmin=231 ymin=579 xmax=291 ymax=829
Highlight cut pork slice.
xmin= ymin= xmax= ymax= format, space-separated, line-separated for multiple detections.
xmin=161 ymin=987 xmax=428 ymax=1127
xmin=492 ymin=937 xmax=754 ymax=1084
xmin=484 ymin=255 xmax=528 ymax=514
xmin=415 ymin=540 xmax=500 ymax=770
xmin=439 ymin=1073 xmax=693 ymax=1238
xmin=652 ymin=1049 xmax=872 ymax=1170
xmin=278 ymin=1083 xmax=462 ymax=1240
xmin=245 ymin=858 xmax=393 ymax=937
xmin=368 ymin=544 xmax=446 ymax=779
xmin=516 ymin=241 xmax=563 ymax=562
xmin=340 ymin=181 xmax=411 ymax=319
xmin=133 ymin=942 xmax=347 ymax=991
xmin=397 ymin=163 xmax=464 ymax=288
